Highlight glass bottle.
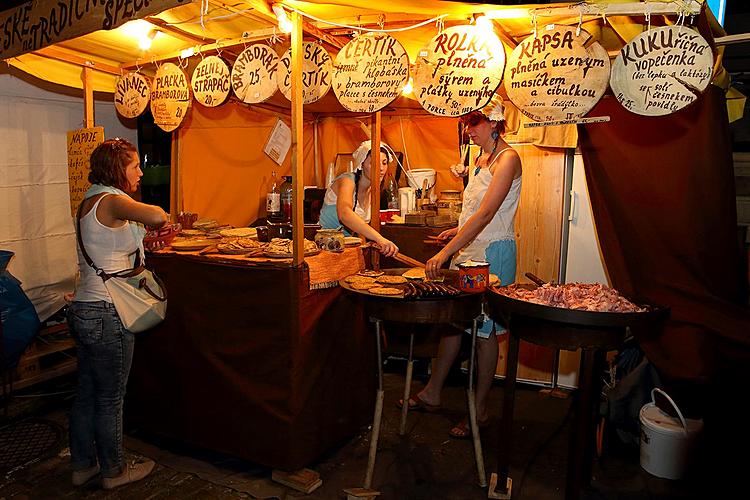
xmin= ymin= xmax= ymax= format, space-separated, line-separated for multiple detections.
xmin=266 ymin=171 xmax=282 ymax=222
xmin=386 ymin=175 xmax=399 ymax=210
xmin=280 ymin=175 xmax=293 ymax=223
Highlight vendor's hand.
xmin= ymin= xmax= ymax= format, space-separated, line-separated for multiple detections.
xmin=450 ymin=163 xmax=468 ymax=178
xmin=436 ymin=227 xmax=458 ymax=241
xmin=376 ymin=238 xmax=399 ymax=258
xmin=426 ymin=251 xmax=449 ymax=280
xmin=144 ymin=240 xmax=167 ymax=252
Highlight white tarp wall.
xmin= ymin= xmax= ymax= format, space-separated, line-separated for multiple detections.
xmin=0 ymin=72 xmax=137 ymax=322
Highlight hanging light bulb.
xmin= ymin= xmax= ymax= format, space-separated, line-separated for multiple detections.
xmin=139 ymin=29 xmax=157 ymax=50
xmin=475 ymin=14 xmax=494 ymax=34
xmin=272 ymin=4 xmax=293 ymax=34
xmin=402 ymin=77 xmax=413 ymax=95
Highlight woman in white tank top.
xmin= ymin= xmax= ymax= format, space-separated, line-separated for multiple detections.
xmin=68 ymin=138 xmax=167 ymax=489
xmin=401 ymin=95 xmax=522 ymax=439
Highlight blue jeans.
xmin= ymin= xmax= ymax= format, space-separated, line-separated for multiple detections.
xmin=67 ymin=301 xmax=134 ymax=478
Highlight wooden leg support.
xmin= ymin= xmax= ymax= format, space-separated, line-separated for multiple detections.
xmin=487 ymin=474 xmax=512 ymax=499
xmin=343 ymin=487 xmax=381 ymax=499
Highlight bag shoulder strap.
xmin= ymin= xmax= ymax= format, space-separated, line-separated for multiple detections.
xmin=76 ymin=196 xmax=145 ymax=282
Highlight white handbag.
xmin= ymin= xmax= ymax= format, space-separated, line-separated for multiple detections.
xmin=76 ymin=204 xmax=167 ymax=333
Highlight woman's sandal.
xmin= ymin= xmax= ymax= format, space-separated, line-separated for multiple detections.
xmin=448 ymin=417 xmax=491 ymax=439
xmin=395 ymin=393 xmax=441 ymax=413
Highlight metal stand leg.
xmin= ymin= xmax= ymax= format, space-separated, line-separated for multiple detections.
xmin=364 ymin=319 xmax=385 ymax=489
xmin=399 ymin=332 xmax=415 ymax=436
xmin=468 ymin=316 xmax=487 ymax=487
xmin=489 ymin=330 xmax=519 ymax=499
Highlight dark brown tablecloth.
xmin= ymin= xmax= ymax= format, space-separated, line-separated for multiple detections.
xmin=126 ymin=253 xmax=376 ymax=470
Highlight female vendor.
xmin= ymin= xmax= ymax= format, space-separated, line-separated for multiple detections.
xmin=400 ymin=94 xmax=522 ymax=438
xmin=319 ymin=140 xmax=399 ymax=257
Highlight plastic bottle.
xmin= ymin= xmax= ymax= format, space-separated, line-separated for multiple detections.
xmin=325 ymin=162 xmax=335 ymax=188
xmin=280 ymin=175 xmax=293 ymax=222
xmin=386 ymin=175 xmax=399 ymax=210
xmin=266 ymin=171 xmax=282 ymax=222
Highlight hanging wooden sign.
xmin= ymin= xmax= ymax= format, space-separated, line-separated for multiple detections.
xmin=611 ymin=26 xmax=713 ymax=116
xmin=191 ymin=55 xmax=231 ymax=107
xmin=412 ymin=25 xmax=505 ymax=117
xmin=0 ymin=0 xmax=187 ymax=60
xmin=332 ymin=33 xmax=409 ymax=113
xmin=150 ymin=63 xmax=191 ymax=133
xmin=67 ymin=126 xmax=104 ymax=216
xmin=114 ymin=72 xmax=150 ymax=119
xmin=505 ymin=26 xmax=610 ymax=122
xmin=231 ymin=44 xmax=280 ymax=104
xmin=278 ymin=42 xmax=332 ymax=104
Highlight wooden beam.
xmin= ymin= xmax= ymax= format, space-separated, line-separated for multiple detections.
xmin=120 ymin=28 xmax=278 ymax=69
xmin=34 ymin=46 xmax=121 ymax=75
xmin=530 ymin=1 xmax=701 ymax=19
xmin=144 ymin=16 xmax=213 ymax=45
xmin=82 ymin=67 xmax=94 ymax=128
xmin=715 ymin=33 xmax=750 ymax=46
xmin=215 ymin=0 xmax=349 ymax=49
xmin=291 ymin=10 xmax=305 ymax=267
xmin=370 ymin=112 xmax=382 ymax=271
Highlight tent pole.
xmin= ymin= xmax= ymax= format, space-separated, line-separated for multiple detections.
xmin=370 ymin=112 xmax=382 ymax=270
xmin=291 ymin=10 xmax=305 ymax=267
xmin=82 ymin=67 xmax=94 ymax=128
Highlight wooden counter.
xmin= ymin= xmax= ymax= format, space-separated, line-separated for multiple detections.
xmin=379 ymin=223 xmax=455 ymax=268
xmin=126 ymin=252 xmax=376 ymax=470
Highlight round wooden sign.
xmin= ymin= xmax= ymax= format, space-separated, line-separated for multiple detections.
xmin=278 ymin=42 xmax=332 ymax=104
xmin=150 ymin=63 xmax=191 ymax=133
xmin=191 ymin=55 xmax=231 ymax=107
xmin=231 ymin=43 xmax=280 ymax=104
xmin=412 ymin=25 xmax=505 ymax=117
xmin=114 ymin=72 xmax=150 ymax=118
xmin=611 ymin=26 xmax=713 ymax=116
xmin=505 ymin=26 xmax=610 ymax=122
xmin=332 ymin=33 xmax=409 ymax=113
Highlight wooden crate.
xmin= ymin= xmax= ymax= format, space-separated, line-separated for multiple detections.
xmin=6 ymin=322 xmax=77 ymax=391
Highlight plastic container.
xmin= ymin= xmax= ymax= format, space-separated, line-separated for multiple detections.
xmin=314 ymin=228 xmax=345 ymax=252
xmin=457 ymin=260 xmax=490 ymax=293
xmin=379 ymin=209 xmax=399 ymax=223
xmin=405 ymin=168 xmax=436 ymax=202
xmin=639 ymin=388 xmax=703 ymax=480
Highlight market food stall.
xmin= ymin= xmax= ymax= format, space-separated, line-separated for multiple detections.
xmin=2 ymin=0 xmax=749 ymax=492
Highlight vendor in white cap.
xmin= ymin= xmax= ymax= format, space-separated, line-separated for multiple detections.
xmin=399 ymin=94 xmax=522 ymax=439
xmin=318 ymin=140 xmax=399 ymax=257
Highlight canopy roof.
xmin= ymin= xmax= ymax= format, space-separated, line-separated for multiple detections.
xmin=2 ymin=0 xmax=720 ymax=108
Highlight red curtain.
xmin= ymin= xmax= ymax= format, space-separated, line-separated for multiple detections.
xmin=579 ymin=86 xmax=750 ymax=486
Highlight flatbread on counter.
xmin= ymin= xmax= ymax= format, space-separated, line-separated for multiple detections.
xmin=344 ymin=275 xmax=376 ymax=284
xmin=376 ymin=275 xmax=407 ymax=285
xmin=369 ymin=286 xmax=404 ymax=296
xmin=358 ymin=270 xmax=384 ymax=278
xmin=351 ymin=281 xmax=381 ymax=290
xmin=402 ymin=268 xmax=426 ymax=280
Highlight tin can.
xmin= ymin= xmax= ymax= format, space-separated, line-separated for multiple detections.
xmin=457 ymin=260 xmax=490 ymax=293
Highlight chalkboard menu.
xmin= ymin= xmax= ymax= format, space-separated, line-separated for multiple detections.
xmin=191 ymin=55 xmax=231 ymax=108
xmin=231 ymin=43 xmax=280 ymax=104
xmin=67 ymin=127 xmax=104 ymax=216
xmin=278 ymin=42 xmax=332 ymax=104
xmin=332 ymin=33 xmax=409 ymax=113
xmin=412 ymin=25 xmax=505 ymax=117
xmin=114 ymin=72 xmax=150 ymax=119
xmin=505 ymin=26 xmax=610 ymax=122
xmin=150 ymin=62 xmax=191 ymax=132
xmin=611 ymin=26 xmax=713 ymax=116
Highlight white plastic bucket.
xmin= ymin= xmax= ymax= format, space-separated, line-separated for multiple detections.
xmin=639 ymin=388 xmax=703 ymax=480
xmin=405 ymin=168 xmax=436 ymax=202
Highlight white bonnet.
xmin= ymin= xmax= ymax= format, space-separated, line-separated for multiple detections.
xmin=352 ymin=140 xmax=394 ymax=172
xmin=480 ymin=94 xmax=505 ymax=122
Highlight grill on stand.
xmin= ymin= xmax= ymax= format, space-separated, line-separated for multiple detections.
xmin=484 ymin=283 xmax=669 ymax=500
